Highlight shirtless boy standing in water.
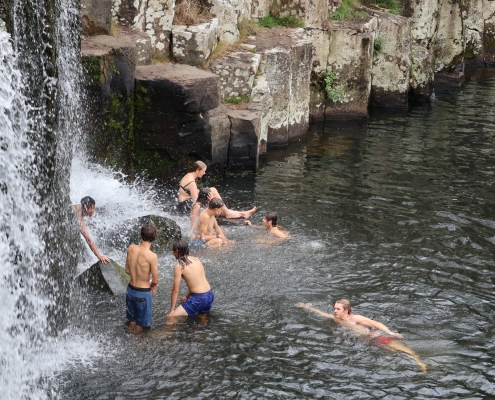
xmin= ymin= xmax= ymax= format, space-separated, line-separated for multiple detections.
xmin=167 ymin=239 xmax=214 ymax=318
xmin=125 ymin=225 xmax=159 ymax=334
xmin=298 ymin=299 xmax=427 ymax=373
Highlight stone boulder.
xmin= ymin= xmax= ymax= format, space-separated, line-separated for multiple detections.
xmin=326 ymin=18 xmax=377 ymax=119
xmin=278 ymin=0 xmax=329 ymax=30
xmin=403 ymin=0 xmax=439 ymax=47
xmin=409 ymin=44 xmax=435 ymax=100
xmin=208 ymin=0 xmax=241 ymax=43
xmin=104 ymin=214 xmax=182 ymax=253
xmin=172 ymin=19 xmax=219 ymax=66
xmin=81 ymin=0 xmax=113 ymax=35
xmin=116 ymin=28 xmax=153 ymax=66
xmin=484 ymin=1 xmax=495 ymax=67
xmin=113 ymin=0 xmax=174 ymax=53
xmin=368 ymin=9 xmax=411 ymax=107
xmin=209 ymin=51 xmax=261 ymax=101
xmin=81 ymin=35 xmax=136 ymax=169
xmin=433 ymin=0 xmax=463 ymax=72
xmin=227 ymin=109 xmax=262 ymax=170
xmin=248 ymin=75 xmax=273 ymax=155
xmin=463 ymin=0 xmax=484 ymax=66
xmin=206 ymin=105 xmax=232 ymax=165
xmin=76 ymin=260 xmax=130 ymax=295
xmin=248 ymin=28 xmax=313 ymax=145
xmin=134 ymin=64 xmax=220 ymax=164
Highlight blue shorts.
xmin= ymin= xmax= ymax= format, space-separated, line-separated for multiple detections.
xmin=181 ymin=290 xmax=214 ymax=317
xmin=189 ymin=239 xmax=206 ymax=247
xmin=126 ymin=284 xmax=152 ymax=327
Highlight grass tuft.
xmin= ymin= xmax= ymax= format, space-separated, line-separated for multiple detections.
xmin=173 ymin=0 xmax=212 ymax=25
xmin=258 ymin=14 xmax=304 ymax=28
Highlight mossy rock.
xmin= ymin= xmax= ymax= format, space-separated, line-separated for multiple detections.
xmin=76 ymin=259 xmax=130 ymax=295
xmin=103 ymin=214 xmax=182 ymax=253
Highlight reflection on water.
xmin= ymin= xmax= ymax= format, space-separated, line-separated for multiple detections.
xmin=61 ymin=70 xmax=495 ymax=398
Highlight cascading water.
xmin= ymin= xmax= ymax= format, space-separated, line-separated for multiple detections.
xmin=0 ymin=0 xmax=87 ymax=397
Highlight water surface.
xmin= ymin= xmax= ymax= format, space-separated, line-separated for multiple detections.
xmin=62 ymin=69 xmax=495 ymax=399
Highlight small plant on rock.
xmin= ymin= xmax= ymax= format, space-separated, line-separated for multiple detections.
xmin=373 ymin=36 xmax=384 ymax=58
xmin=324 ymin=68 xmax=350 ymax=103
xmin=224 ymin=93 xmax=252 ymax=105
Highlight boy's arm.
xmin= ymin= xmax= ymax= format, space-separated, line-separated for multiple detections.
xmin=149 ymin=253 xmax=159 ymax=295
xmin=167 ymin=264 xmax=182 ymax=316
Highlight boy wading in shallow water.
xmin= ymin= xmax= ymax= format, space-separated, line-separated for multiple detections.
xmin=167 ymin=239 xmax=214 ymax=318
xmin=125 ymin=225 xmax=159 ymax=334
xmin=298 ymin=299 xmax=427 ymax=373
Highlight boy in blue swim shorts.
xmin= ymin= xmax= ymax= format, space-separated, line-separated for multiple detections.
xmin=125 ymin=225 xmax=159 ymax=333
xmin=167 ymin=239 xmax=214 ymax=318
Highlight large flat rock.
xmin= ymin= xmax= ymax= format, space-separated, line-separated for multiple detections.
xmin=76 ymin=260 xmax=130 ymax=295
xmin=135 ymin=64 xmax=220 ymax=113
xmin=134 ymin=64 xmax=219 ymax=163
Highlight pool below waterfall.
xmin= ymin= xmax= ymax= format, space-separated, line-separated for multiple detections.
xmin=61 ymin=69 xmax=495 ymax=398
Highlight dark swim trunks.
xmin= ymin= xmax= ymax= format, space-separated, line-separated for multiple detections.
xmin=181 ymin=289 xmax=214 ymax=317
xmin=177 ymin=198 xmax=194 ymax=215
xmin=126 ymin=284 xmax=152 ymax=327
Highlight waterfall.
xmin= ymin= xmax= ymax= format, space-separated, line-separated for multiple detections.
xmin=0 ymin=0 xmax=83 ymax=397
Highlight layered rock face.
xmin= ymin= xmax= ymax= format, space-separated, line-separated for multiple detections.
xmin=369 ymin=10 xmax=411 ymax=108
xmin=249 ymin=28 xmax=313 ymax=144
xmin=79 ymin=0 xmax=495 ymax=176
xmin=326 ymin=19 xmax=376 ymax=119
xmin=134 ymin=64 xmax=219 ymax=164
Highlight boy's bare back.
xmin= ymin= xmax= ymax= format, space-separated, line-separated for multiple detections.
xmin=125 ymin=243 xmax=158 ymax=289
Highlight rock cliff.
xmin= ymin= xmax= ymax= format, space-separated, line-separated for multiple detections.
xmin=79 ymin=0 xmax=495 ymax=176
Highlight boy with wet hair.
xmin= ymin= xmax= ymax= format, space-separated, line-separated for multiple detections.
xmin=125 ymin=224 xmax=159 ymax=334
xmin=72 ymin=196 xmax=110 ymax=263
xmin=297 ymin=300 xmax=427 ymax=373
xmin=167 ymin=239 xmax=214 ymax=318
xmin=191 ymin=198 xmax=234 ymax=246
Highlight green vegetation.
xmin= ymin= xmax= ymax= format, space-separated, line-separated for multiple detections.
xmin=224 ymin=93 xmax=252 ymax=105
xmin=258 ymin=14 xmax=304 ymax=28
xmin=324 ymin=68 xmax=350 ymax=103
xmin=368 ymin=0 xmax=400 ymax=14
xmin=238 ymin=19 xmax=259 ymax=40
xmin=152 ymin=51 xmax=168 ymax=64
xmin=373 ymin=36 xmax=384 ymax=58
xmin=82 ymin=56 xmax=101 ymax=84
xmin=332 ymin=0 xmax=367 ymax=20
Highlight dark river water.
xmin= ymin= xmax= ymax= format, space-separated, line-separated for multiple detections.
xmin=61 ymin=69 xmax=495 ymax=399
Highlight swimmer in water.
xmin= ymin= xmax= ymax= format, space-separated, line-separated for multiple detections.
xmin=245 ymin=212 xmax=289 ymax=240
xmin=297 ymin=299 xmax=427 ymax=373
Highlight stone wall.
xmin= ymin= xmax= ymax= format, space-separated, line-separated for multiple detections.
xmin=75 ymin=0 xmax=495 ymax=175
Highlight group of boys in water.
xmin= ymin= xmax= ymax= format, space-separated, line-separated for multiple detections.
xmin=72 ymin=160 xmax=427 ymax=372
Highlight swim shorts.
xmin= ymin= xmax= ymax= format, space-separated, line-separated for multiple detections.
xmin=189 ymin=239 xmax=206 ymax=247
xmin=177 ymin=199 xmax=194 ymax=215
xmin=374 ymin=336 xmax=394 ymax=346
xmin=126 ymin=284 xmax=152 ymax=328
xmin=181 ymin=289 xmax=214 ymax=317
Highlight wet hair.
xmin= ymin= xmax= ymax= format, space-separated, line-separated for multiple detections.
xmin=334 ymin=299 xmax=352 ymax=314
xmin=172 ymin=239 xmax=192 ymax=268
xmin=264 ymin=212 xmax=278 ymax=227
xmin=196 ymin=187 xmax=211 ymax=207
xmin=80 ymin=196 xmax=95 ymax=211
xmin=209 ymin=197 xmax=224 ymax=210
xmin=190 ymin=160 xmax=207 ymax=173
xmin=141 ymin=224 xmax=157 ymax=242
